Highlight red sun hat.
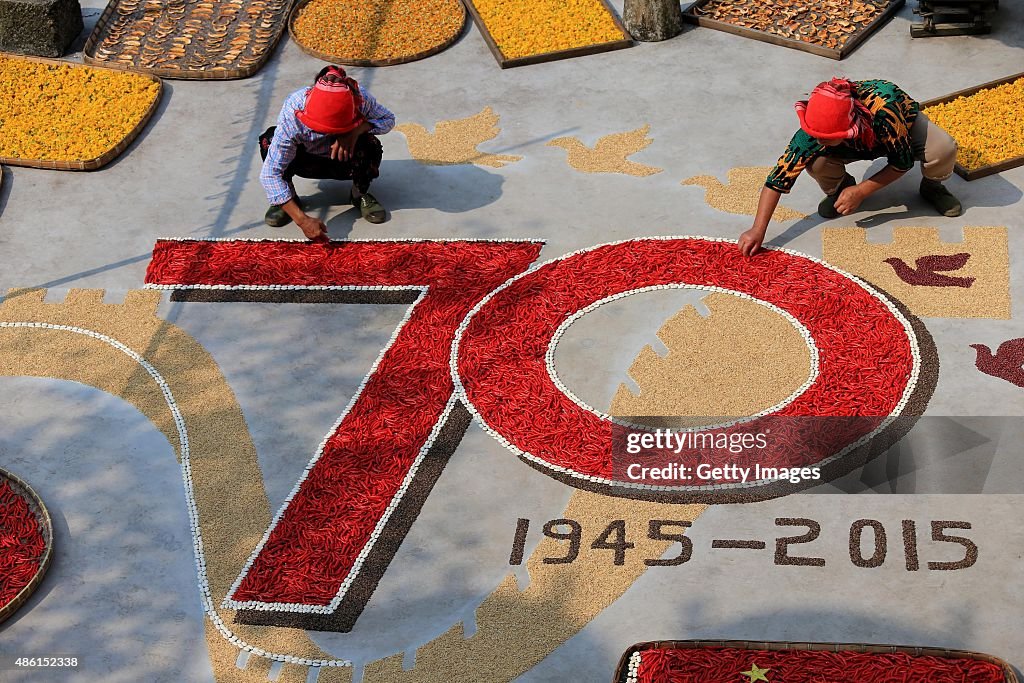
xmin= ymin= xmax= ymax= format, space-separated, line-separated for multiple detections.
xmin=297 ymin=75 xmax=364 ymax=135
xmin=795 ymin=78 xmax=858 ymax=141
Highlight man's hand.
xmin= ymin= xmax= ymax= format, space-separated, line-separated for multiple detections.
xmin=834 ymin=184 xmax=866 ymax=215
xmin=296 ymin=214 xmax=329 ymax=243
xmin=739 ymin=227 xmax=766 ymax=257
xmin=330 ymin=132 xmax=359 ymax=162
xmin=330 ymin=122 xmax=372 ymax=161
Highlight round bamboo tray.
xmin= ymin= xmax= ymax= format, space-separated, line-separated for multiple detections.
xmin=0 ymin=468 xmax=54 ymax=624
xmin=614 ymin=640 xmax=1019 ymax=683
xmin=288 ymin=0 xmax=466 ymax=67
xmin=0 ymin=53 xmax=163 ymax=171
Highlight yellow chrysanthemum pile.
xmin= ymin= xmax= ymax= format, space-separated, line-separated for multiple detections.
xmin=924 ymin=77 xmax=1024 ymax=171
xmin=0 ymin=56 xmax=160 ymax=162
xmin=473 ymin=0 xmax=623 ymax=59
xmin=293 ymin=0 xmax=464 ymax=62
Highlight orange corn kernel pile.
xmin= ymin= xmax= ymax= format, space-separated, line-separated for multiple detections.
xmin=293 ymin=0 xmax=464 ymax=62
xmin=473 ymin=0 xmax=624 ymax=59
xmin=924 ymin=77 xmax=1024 ymax=171
xmin=0 ymin=56 xmax=159 ymax=162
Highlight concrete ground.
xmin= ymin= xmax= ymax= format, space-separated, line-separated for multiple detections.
xmin=1 ymin=1 xmax=1023 ymax=681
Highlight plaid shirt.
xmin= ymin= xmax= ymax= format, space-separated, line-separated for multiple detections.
xmin=260 ymin=86 xmax=395 ymax=205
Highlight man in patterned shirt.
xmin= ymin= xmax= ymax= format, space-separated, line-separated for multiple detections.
xmin=259 ymin=66 xmax=395 ymax=241
xmin=739 ymin=78 xmax=961 ymax=257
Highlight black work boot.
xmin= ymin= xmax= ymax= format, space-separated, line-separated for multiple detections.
xmin=920 ymin=178 xmax=963 ymax=217
xmin=817 ymin=173 xmax=857 ymax=219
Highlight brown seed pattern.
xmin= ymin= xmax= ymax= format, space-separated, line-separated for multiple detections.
xmin=87 ymin=0 xmax=291 ymax=77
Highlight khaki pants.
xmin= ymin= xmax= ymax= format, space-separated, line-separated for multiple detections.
xmin=806 ymin=113 xmax=957 ymax=194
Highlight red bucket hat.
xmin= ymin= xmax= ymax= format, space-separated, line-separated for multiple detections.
xmin=297 ymin=70 xmax=364 ymax=135
xmin=795 ymin=78 xmax=875 ymax=146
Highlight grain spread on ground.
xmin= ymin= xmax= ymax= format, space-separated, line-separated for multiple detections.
xmin=0 ymin=56 xmax=159 ymax=163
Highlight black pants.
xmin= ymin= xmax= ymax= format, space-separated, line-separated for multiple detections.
xmin=259 ymin=126 xmax=382 ymax=202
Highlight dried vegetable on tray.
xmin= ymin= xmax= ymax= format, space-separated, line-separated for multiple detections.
xmin=465 ymin=0 xmax=632 ymax=67
xmin=923 ymin=76 xmax=1024 ymax=176
xmin=0 ymin=54 xmax=161 ymax=170
xmin=84 ymin=0 xmax=292 ymax=79
xmin=686 ymin=0 xmax=900 ymax=58
xmin=290 ymin=0 xmax=465 ymax=66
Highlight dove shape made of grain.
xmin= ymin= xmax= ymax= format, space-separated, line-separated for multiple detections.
xmin=681 ymin=166 xmax=805 ymax=222
xmin=395 ymin=106 xmax=522 ymax=167
xmin=884 ymin=253 xmax=976 ymax=288
xmin=971 ymin=337 xmax=1024 ymax=388
xmin=546 ymin=125 xmax=662 ymax=176
xmin=610 ymin=293 xmax=812 ymax=427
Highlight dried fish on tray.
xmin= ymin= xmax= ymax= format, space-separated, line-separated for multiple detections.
xmin=83 ymin=0 xmax=294 ymax=79
xmin=684 ymin=0 xmax=904 ymax=60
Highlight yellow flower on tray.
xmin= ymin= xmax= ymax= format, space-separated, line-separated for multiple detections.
xmin=473 ymin=0 xmax=625 ymax=59
xmin=292 ymin=0 xmax=464 ymax=63
xmin=0 ymin=55 xmax=160 ymax=164
xmin=924 ymin=76 xmax=1024 ymax=171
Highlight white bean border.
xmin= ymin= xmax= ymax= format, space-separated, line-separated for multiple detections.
xmin=0 ymin=321 xmax=355 ymax=668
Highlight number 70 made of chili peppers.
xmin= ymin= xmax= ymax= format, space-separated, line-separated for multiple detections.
xmin=508 ymin=518 xmax=979 ymax=570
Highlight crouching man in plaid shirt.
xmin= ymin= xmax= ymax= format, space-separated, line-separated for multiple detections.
xmin=259 ymin=65 xmax=395 ymax=241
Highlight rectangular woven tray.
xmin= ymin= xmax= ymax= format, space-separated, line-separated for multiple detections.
xmin=682 ymin=0 xmax=904 ymax=60
xmin=462 ymin=0 xmax=633 ymax=68
xmin=614 ymin=640 xmax=1019 ymax=683
xmin=83 ymin=0 xmax=293 ymax=80
xmin=921 ymin=71 xmax=1024 ymax=181
xmin=0 ymin=53 xmax=163 ymax=171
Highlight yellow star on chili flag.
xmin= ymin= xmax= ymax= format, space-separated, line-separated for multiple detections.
xmin=741 ymin=663 xmax=770 ymax=682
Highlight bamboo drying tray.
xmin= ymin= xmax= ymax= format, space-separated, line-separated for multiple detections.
xmin=84 ymin=0 xmax=293 ymax=79
xmin=683 ymin=0 xmax=904 ymax=60
xmin=288 ymin=0 xmax=467 ymax=66
xmin=0 ymin=468 xmax=54 ymax=624
xmin=922 ymin=71 xmax=1024 ymax=181
xmin=0 ymin=54 xmax=163 ymax=171
xmin=462 ymin=0 xmax=633 ymax=68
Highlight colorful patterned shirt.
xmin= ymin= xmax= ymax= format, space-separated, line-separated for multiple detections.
xmin=260 ymin=87 xmax=395 ymax=205
xmin=765 ymin=80 xmax=920 ymax=194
